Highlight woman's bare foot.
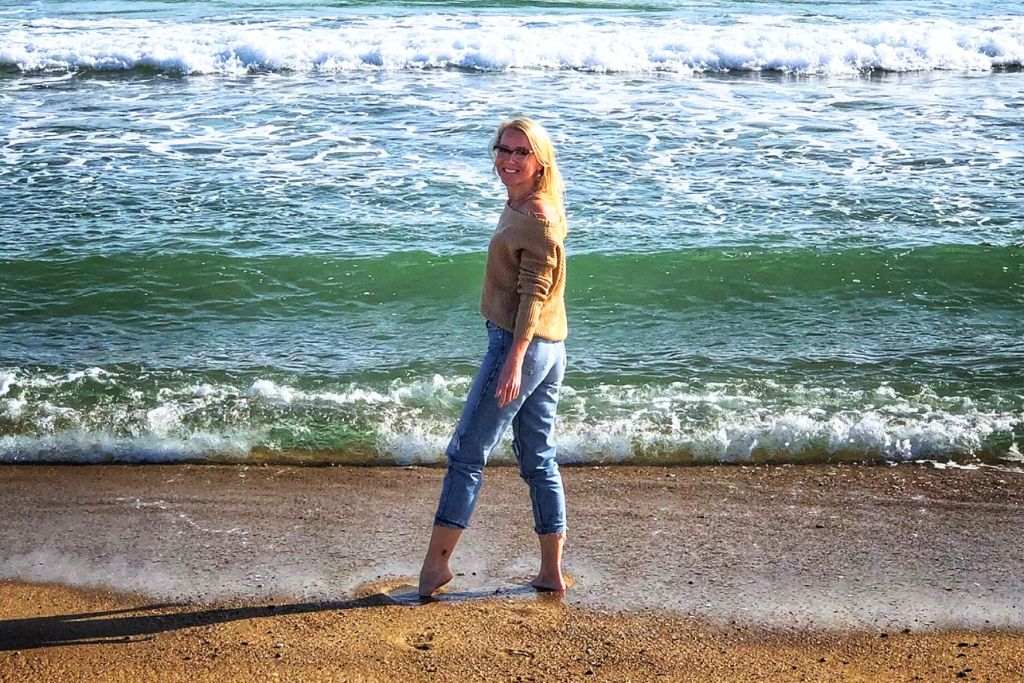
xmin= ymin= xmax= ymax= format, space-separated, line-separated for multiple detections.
xmin=532 ymin=531 xmax=566 ymax=592
xmin=530 ymin=571 xmax=566 ymax=592
xmin=418 ymin=564 xmax=454 ymax=597
xmin=418 ymin=525 xmax=463 ymax=597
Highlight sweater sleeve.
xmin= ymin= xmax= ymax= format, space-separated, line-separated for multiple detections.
xmin=514 ymin=229 xmax=561 ymax=340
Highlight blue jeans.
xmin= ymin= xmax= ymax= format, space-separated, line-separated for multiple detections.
xmin=434 ymin=321 xmax=567 ymax=535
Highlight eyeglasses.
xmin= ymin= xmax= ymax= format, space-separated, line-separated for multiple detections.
xmin=492 ymin=144 xmax=534 ymax=160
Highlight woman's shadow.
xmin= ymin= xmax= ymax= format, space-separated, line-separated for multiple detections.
xmin=0 ymin=581 xmax=552 ymax=650
xmin=0 ymin=596 xmax=385 ymax=651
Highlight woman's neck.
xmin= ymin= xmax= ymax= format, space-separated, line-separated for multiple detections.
xmin=507 ymin=186 xmax=537 ymax=209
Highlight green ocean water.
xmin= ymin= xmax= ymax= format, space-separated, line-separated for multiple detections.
xmin=2 ymin=0 xmax=1023 ymax=465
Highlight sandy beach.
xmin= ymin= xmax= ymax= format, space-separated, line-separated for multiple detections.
xmin=2 ymin=463 xmax=1023 ymax=681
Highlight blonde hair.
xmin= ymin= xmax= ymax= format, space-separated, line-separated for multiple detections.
xmin=490 ymin=117 xmax=566 ymax=224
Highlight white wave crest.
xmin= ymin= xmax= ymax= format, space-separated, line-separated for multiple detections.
xmin=245 ymin=374 xmax=467 ymax=408
xmin=246 ymin=378 xmax=295 ymax=402
xmin=65 ymin=367 xmax=115 ymax=383
xmin=0 ymin=431 xmax=257 ymax=463
xmin=2 ymin=16 xmax=1022 ymax=76
xmin=0 ymin=371 xmax=1019 ymax=465
xmin=0 ymin=371 xmax=16 ymax=397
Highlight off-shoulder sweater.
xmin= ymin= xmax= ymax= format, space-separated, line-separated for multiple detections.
xmin=479 ymin=203 xmax=567 ymax=342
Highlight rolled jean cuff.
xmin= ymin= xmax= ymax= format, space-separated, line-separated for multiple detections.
xmin=433 ymin=516 xmax=468 ymax=530
xmin=536 ymin=524 xmax=567 ymax=535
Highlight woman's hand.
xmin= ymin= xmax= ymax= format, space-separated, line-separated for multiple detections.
xmin=496 ymin=336 xmax=531 ymax=408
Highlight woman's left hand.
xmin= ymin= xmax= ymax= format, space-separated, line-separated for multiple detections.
xmin=496 ymin=336 xmax=530 ymax=408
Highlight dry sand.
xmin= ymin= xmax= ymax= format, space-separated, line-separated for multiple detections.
xmin=3 ymin=580 xmax=1024 ymax=682
xmin=1 ymin=463 xmax=1023 ymax=681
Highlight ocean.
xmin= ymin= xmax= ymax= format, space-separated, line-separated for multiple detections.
xmin=1 ymin=0 xmax=1022 ymax=466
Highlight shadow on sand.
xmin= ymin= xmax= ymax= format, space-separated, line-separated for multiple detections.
xmin=0 ymin=580 xmax=561 ymax=651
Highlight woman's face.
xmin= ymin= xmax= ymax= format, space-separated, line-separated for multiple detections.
xmin=494 ymin=127 xmax=542 ymax=192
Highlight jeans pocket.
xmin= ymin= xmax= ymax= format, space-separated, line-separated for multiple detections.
xmin=521 ymin=340 xmax=549 ymax=377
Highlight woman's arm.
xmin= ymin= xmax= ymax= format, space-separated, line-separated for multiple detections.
xmin=495 ymin=199 xmax=561 ymax=408
xmin=495 ymin=334 xmax=531 ymax=408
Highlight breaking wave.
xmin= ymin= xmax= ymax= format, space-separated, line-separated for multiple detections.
xmin=2 ymin=15 xmax=1023 ymax=76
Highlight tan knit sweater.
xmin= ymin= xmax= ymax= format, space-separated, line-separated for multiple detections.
xmin=479 ymin=204 xmax=567 ymax=342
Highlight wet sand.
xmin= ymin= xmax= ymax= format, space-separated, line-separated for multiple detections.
xmin=1 ymin=463 xmax=1023 ymax=681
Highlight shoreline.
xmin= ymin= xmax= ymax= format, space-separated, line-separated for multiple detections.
xmin=2 ymin=462 xmax=1023 ymax=680
xmin=2 ymin=456 xmax=1021 ymax=468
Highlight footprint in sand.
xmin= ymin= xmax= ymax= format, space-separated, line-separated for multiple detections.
xmin=404 ymin=629 xmax=436 ymax=651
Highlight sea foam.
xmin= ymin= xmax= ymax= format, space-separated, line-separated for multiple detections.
xmin=0 ymin=368 xmax=1019 ymax=467
xmin=2 ymin=16 xmax=1022 ymax=75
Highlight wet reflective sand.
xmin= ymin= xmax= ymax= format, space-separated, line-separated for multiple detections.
xmin=2 ymin=463 xmax=1021 ymax=631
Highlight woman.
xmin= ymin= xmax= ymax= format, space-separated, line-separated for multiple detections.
xmin=418 ymin=117 xmax=569 ymax=597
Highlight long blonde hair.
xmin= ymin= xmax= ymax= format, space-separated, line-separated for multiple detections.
xmin=490 ymin=117 xmax=566 ymax=224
